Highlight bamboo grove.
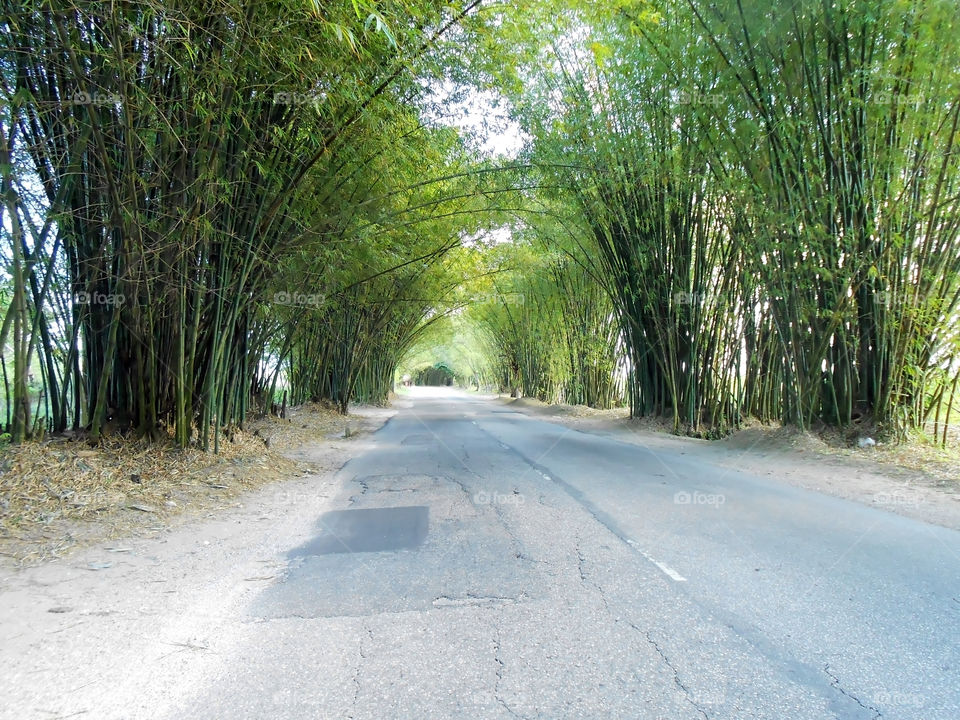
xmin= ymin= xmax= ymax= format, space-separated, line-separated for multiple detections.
xmin=0 ymin=0 xmax=500 ymax=448
xmin=464 ymin=237 xmax=625 ymax=408
xmin=3 ymin=0 xmax=960 ymax=449
xmin=464 ymin=0 xmax=960 ymax=439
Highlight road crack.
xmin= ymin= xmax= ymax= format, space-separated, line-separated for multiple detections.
xmin=432 ymin=594 xmax=516 ymax=608
xmin=493 ymin=620 xmax=522 ymax=719
xmin=575 ymin=540 xmax=610 ymax=613
xmin=633 ymin=625 xmax=709 ymax=720
xmin=348 ymin=625 xmax=373 ymax=718
xmin=441 ymin=471 xmax=529 ymax=561
xmin=515 ymin=550 xmax=551 ymax=567
xmin=347 ymin=477 xmax=370 ymax=505
xmin=576 ymin=545 xmax=588 ymax=583
xmin=824 ymin=664 xmax=882 ymax=719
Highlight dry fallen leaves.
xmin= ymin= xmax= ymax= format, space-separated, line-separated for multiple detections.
xmin=0 ymin=404 xmax=357 ymax=565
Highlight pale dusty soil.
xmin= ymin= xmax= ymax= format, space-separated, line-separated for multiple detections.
xmin=497 ymin=396 xmax=960 ymax=531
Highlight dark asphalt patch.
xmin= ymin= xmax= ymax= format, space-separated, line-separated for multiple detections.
xmin=290 ymin=506 xmax=429 ymax=556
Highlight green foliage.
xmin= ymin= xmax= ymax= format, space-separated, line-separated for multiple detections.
xmin=463 ymin=229 xmax=625 ymax=407
xmin=0 ymin=0 xmax=486 ymax=445
xmin=481 ymin=0 xmax=960 ymax=437
xmin=3 ymin=0 xmax=959 ymax=452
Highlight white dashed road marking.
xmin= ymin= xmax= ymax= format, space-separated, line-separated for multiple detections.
xmin=628 ymin=540 xmax=688 ymax=582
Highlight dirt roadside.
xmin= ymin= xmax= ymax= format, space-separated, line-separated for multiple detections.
xmin=0 ymin=404 xmax=395 ymax=568
xmin=496 ymin=396 xmax=960 ymax=531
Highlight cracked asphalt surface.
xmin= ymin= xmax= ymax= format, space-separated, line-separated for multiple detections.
xmin=3 ymin=387 xmax=959 ymax=719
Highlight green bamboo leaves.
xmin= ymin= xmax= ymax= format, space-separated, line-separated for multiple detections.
xmin=0 ymin=0 xmax=480 ymax=447
xmin=498 ymin=0 xmax=960 ymax=439
xmin=3 ymin=0 xmax=959 ymax=451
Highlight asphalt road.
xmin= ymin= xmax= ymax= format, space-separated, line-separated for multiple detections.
xmin=164 ymin=387 xmax=960 ymax=720
xmin=4 ymin=387 xmax=958 ymax=719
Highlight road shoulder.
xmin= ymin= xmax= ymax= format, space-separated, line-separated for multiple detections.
xmin=0 ymin=404 xmax=394 ymax=568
